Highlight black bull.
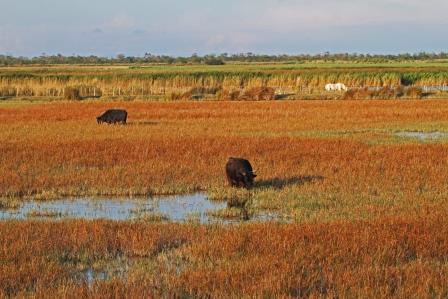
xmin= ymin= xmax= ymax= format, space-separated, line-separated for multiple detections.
xmin=97 ymin=109 xmax=128 ymax=124
xmin=225 ymin=157 xmax=257 ymax=188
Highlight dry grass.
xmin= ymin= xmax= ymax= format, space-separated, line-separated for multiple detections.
xmin=2 ymin=99 xmax=448 ymax=297
xmin=2 ymin=100 xmax=448 ymax=221
xmin=342 ymin=86 xmax=425 ymax=100
xmin=1 ymin=215 xmax=448 ymax=297
xmin=1 ymin=64 xmax=447 ymax=100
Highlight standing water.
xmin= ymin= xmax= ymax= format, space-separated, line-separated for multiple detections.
xmin=0 ymin=193 xmax=228 ymax=223
xmin=395 ymin=131 xmax=448 ymax=141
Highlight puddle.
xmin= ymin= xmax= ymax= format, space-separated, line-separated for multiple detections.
xmin=84 ymin=268 xmax=108 ymax=287
xmin=0 ymin=193 xmax=228 ymax=223
xmin=394 ymin=131 xmax=448 ymax=141
xmin=0 ymin=193 xmax=284 ymax=223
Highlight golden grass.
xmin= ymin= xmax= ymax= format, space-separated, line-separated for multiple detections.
xmin=2 ymin=100 xmax=448 ymax=221
xmin=2 ymin=99 xmax=448 ymax=297
xmin=1 ymin=64 xmax=447 ymax=100
xmin=1 ymin=215 xmax=448 ymax=298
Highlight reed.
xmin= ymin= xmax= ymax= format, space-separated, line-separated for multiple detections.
xmin=1 ymin=215 xmax=448 ymax=297
xmin=2 ymin=100 xmax=448 ymax=222
xmin=1 ymin=65 xmax=448 ymax=99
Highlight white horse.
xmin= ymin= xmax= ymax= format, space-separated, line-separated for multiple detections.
xmin=325 ymin=83 xmax=348 ymax=91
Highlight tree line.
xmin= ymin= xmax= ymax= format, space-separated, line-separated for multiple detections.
xmin=1 ymin=52 xmax=448 ymax=66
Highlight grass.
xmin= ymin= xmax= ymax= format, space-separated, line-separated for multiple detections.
xmin=1 ymin=216 xmax=448 ymax=297
xmin=1 ymin=99 xmax=448 ymax=222
xmin=0 ymin=197 xmax=20 ymax=209
xmin=26 ymin=209 xmax=65 ymax=218
xmin=1 ymin=64 xmax=448 ymax=100
xmin=1 ymin=96 xmax=448 ymax=296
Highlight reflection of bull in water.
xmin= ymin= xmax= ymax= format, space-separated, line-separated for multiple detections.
xmin=225 ymin=157 xmax=257 ymax=189
xmin=97 ymin=109 xmax=128 ymax=124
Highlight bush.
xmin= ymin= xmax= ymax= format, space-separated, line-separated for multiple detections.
xmin=341 ymin=86 xmax=414 ymax=100
xmin=174 ymin=86 xmax=223 ymax=100
xmin=241 ymin=87 xmax=276 ymax=101
xmin=169 ymin=92 xmax=183 ymax=101
xmin=188 ymin=86 xmax=222 ymax=95
xmin=204 ymin=58 xmax=225 ymax=65
xmin=216 ymin=89 xmax=241 ymax=101
xmin=405 ymin=87 xmax=423 ymax=99
xmin=64 ymin=87 xmax=82 ymax=100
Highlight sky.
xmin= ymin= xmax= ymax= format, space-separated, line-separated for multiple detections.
xmin=1 ymin=0 xmax=448 ymax=57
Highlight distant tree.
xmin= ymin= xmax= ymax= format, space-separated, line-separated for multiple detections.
xmin=1 ymin=51 xmax=448 ymax=66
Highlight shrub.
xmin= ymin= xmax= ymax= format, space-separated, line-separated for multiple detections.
xmin=64 ymin=87 xmax=82 ymax=100
xmin=405 ymin=87 xmax=423 ymax=99
xmin=341 ymin=87 xmax=410 ymax=100
xmin=179 ymin=86 xmax=223 ymax=100
xmin=217 ymin=89 xmax=241 ymax=101
xmin=341 ymin=89 xmax=358 ymax=100
xmin=241 ymin=87 xmax=276 ymax=101
xmin=169 ymin=92 xmax=183 ymax=101
xmin=204 ymin=58 xmax=225 ymax=65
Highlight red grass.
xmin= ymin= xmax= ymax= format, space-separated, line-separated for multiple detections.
xmin=1 ymin=214 xmax=448 ymax=297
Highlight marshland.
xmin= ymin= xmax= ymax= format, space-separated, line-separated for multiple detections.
xmin=2 ymin=60 xmax=448 ymax=297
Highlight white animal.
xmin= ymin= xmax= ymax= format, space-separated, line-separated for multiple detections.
xmin=325 ymin=83 xmax=348 ymax=91
xmin=325 ymin=83 xmax=335 ymax=91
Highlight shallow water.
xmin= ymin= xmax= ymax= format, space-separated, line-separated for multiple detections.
xmin=395 ymin=131 xmax=448 ymax=141
xmin=0 ymin=193 xmax=285 ymax=223
xmin=84 ymin=268 xmax=108 ymax=287
xmin=0 ymin=193 xmax=227 ymax=223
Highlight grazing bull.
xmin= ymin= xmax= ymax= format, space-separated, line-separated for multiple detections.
xmin=97 ymin=109 xmax=128 ymax=124
xmin=225 ymin=157 xmax=257 ymax=188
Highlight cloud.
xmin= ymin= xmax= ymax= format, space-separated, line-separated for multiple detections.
xmin=255 ymin=0 xmax=448 ymax=30
xmin=2 ymin=0 xmax=448 ymax=56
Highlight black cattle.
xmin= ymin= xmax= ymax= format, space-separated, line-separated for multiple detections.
xmin=97 ymin=109 xmax=128 ymax=124
xmin=225 ymin=157 xmax=257 ymax=188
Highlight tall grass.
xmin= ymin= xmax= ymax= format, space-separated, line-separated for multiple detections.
xmin=1 ymin=65 xmax=448 ymax=99
xmin=1 ymin=216 xmax=448 ymax=297
xmin=2 ymin=100 xmax=448 ymax=221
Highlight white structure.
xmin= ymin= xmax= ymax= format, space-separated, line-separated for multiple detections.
xmin=325 ymin=83 xmax=348 ymax=91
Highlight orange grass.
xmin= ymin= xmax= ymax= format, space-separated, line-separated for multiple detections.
xmin=1 ymin=214 xmax=448 ymax=298
xmin=2 ymin=100 xmax=448 ymax=220
xmin=2 ymin=100 xmax=448 ymax=297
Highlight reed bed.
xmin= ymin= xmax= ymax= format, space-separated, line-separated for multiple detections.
xmin=2 ymin=99 xmax=448 ymax=297
xmin=1 ymin=65 xmax=448 ymax=99
xmin=2 ymin=100 xmax=448 ymax=221
xmin=1 ymin=215 xmax=448 ymax=298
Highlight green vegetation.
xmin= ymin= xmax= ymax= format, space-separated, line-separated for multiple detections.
xmin=1 ymin=62 xmax=448 ymax=101
xmin=2 ymin=52 xmax=448 ymax=66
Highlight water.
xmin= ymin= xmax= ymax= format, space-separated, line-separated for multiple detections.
xmin=395 ymin=131 xmax=448 ymax=141
xmin=0 ymin=193 xmax=227 ymax=223
xmin=84 ymin=268 xmax=108 ymax=287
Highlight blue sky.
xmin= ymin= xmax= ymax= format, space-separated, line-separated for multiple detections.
xmin=1 ymin=0 xmax=447 ymax=56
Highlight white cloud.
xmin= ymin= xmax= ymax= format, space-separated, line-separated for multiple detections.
xmin=232 ymin=0 xmax=448 ymax=32
xmin=1 ymin=0 xmax=448 ymax=56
